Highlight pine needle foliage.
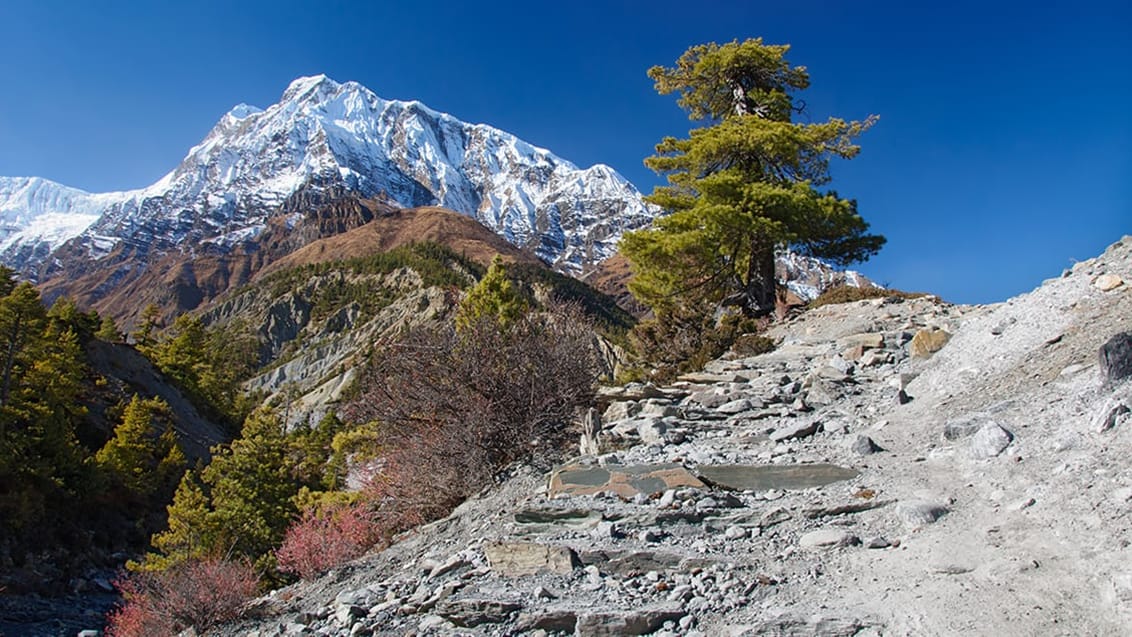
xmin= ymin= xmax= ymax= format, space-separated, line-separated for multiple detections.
xmin=621 ymin=38 xmax=886 ymax=319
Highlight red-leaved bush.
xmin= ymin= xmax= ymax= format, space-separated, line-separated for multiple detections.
xmin=276 ymin=503 xmax=378 ymax=580
xmin=105 ymin=558 xmax=257 ymax=637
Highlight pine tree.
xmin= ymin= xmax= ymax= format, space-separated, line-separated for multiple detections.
xmin=96 ymin=396 xmax=185 ymax=497
xmin=146 ymin=471 xmax=217 ymax=570
xmin=620 ymin=38 xmax=886 ymax=318
xmin=133 ymin=303 xmax=162 ymax=350
xmin=455 ymin=255 xmax=530 ymax=331
xmin=145 ymin=408 xmax=299 ymax=576
xmin=96 ymin=315 xmax=122 ymax=342
xmin=0 ymin=283 xmax=89 ymax=539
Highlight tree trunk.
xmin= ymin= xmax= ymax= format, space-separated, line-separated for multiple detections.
xmin=750 ymin=247 xmax=777 ymax=317
xmin=740 ymin=233 xmax=777 ymax=316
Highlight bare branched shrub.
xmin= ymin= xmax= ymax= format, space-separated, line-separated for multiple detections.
xmin=343 ymin=302 xmax=599 ymax=535
xmin=629 ymin=305 xmax=770 ymax=382
xmin=106 ymin=558 xmax=257 ymax=637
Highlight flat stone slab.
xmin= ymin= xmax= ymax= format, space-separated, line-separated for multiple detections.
xmin=513 ymin=508 xmax=602 ymax=534
xmin=696 ymin=463 xmax=859 ymax=492
xmin=483 ymin=542 xmax=580 ymax=576
xmin=677 ymin=371 xmax=746 ymax=384
xmin=548 ymin=463 xmax=704 ymax=498
xmin=841 ymin=333 xmax=886 ymax=350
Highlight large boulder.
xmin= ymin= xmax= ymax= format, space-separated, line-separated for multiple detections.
xmin=1100 ymin=331 xmax=1132 ymax=385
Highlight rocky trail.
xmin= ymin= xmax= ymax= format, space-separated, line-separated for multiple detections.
xmin=216 ymin=237 xmax=1132 ymax=637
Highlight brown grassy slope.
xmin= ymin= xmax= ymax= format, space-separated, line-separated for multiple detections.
xmin=258 ymin=206 xmax=541 ymax=279
xmin=583 ymin=253 xmax=650 ymax=318
xmin=38 ymin=197 xmax=542 ymax=328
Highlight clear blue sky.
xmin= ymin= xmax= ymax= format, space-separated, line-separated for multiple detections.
xmin=1 ymin=0 xmax=1128 ymax=304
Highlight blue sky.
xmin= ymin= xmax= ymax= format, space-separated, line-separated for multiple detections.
xmin=1 ymin=0 xmax=1128 ymax=304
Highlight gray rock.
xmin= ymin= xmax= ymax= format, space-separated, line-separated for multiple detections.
xmin=769 ymin=420 xmax=820 ymax=441
xmin=898 ymin=501 xmax=950 ymax=528
xmin=866 ymin=536 xmax=892 ymax=549
xmin=513 ymin=508 xmax=602 ymax=533
xmin=603 ymin=401 xmax=641 ymax=423
xmin=724 ymin=525 xmax=749 ymax=540
xmin=686 ymin=390 xmax=730 ymax=408
xmin=805 ymin=379 xmax=844 ymax=406
xmin=971 ymin=421 xmax=1014 ymax=458
xmin=428 ymin=557 xmax=471 ymax=579
xmin=943 ymin=419 xmax=981 ymax=441
xmin=1100 ymin=332 xmax=1132 ymax=385
xmin=548 ymin=463 xmax=704 ymax=498
xmin=799 ymin=529 xmax=856 ymax=548
xmin=827 ymin=355 xmax=855 ymax=375
xmin=735 ymin=616 xmax=868 ymax=637
xmin=697 ymin=464 xmax=858 ymax=492
xmin=638 ymin=419 xmax=668 ymax=445
xmin=435 ymin=598 xmax=523 ymax=627
xmin=575 ymin=607 xmax=686 ymax=636
xmin=896 ymin=389 xmax=912 ymax=405
xmin=851 ymin=435 xmax=884 ymax=455
xmin=843 ymin=333 xmax=886 ymax=350
xmin=516 ymin=610 xmax=578 ymax=633
xmin=816 ymin=366 xmax=852 ymax=382
xmin=1095 ymin=399 xmax=1132 ymax=433
xmin=717 ymin=398 xmax=753 ymax=414
xmin=639 ymin=399 xmax=680 ymax=418
xmin=417 ymin=615 xmax=452 ymax=631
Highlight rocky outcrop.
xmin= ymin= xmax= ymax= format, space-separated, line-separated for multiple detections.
xmin=209 ymin=237 xmax=1132 ymax=636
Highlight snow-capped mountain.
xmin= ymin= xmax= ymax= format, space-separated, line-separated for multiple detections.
xmin=1 ymin=75 xmax=656 ymax=277
xmin=0 ymin=177 xmax=133 ymax=271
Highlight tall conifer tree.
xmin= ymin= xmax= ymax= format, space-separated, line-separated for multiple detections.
xmin=621 ymin=39 xmax=885 ymax=318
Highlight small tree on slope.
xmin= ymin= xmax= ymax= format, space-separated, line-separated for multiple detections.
xmin=620 ymin=38 xmax=886 ymax=319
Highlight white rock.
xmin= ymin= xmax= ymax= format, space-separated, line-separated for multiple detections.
xmin=1094 ymin=273 xmax=1125 ymax=291
xmin=798 ymin=529 xmax=854 ymax=548
xmin=971 ymin=421 xmax=1014 ymax=458
xmin=724 ymin=525 xmax=749 ymax=540
xmin=637 ymin=419 xmax=668 ymax=445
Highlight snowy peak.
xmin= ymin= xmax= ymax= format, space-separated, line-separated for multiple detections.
xmin=281 ymin=74 xmax=338 ymax=103
xmin=226 ymin=103 xmax=263 ymax=121
xmin=0 ymin=74 xmax=660 ymax=285
xmin=0 ymin=177 xmax=129 ymax=259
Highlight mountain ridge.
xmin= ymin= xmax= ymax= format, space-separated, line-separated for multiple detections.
xmin=2 ymin=75 xmax=657 ymax=282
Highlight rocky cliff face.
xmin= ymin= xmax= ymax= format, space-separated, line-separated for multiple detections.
xmin=204 ymin=266 xmax=464 ymax=430
xmin=210 ymin=236 xmax=1132 ymax=636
